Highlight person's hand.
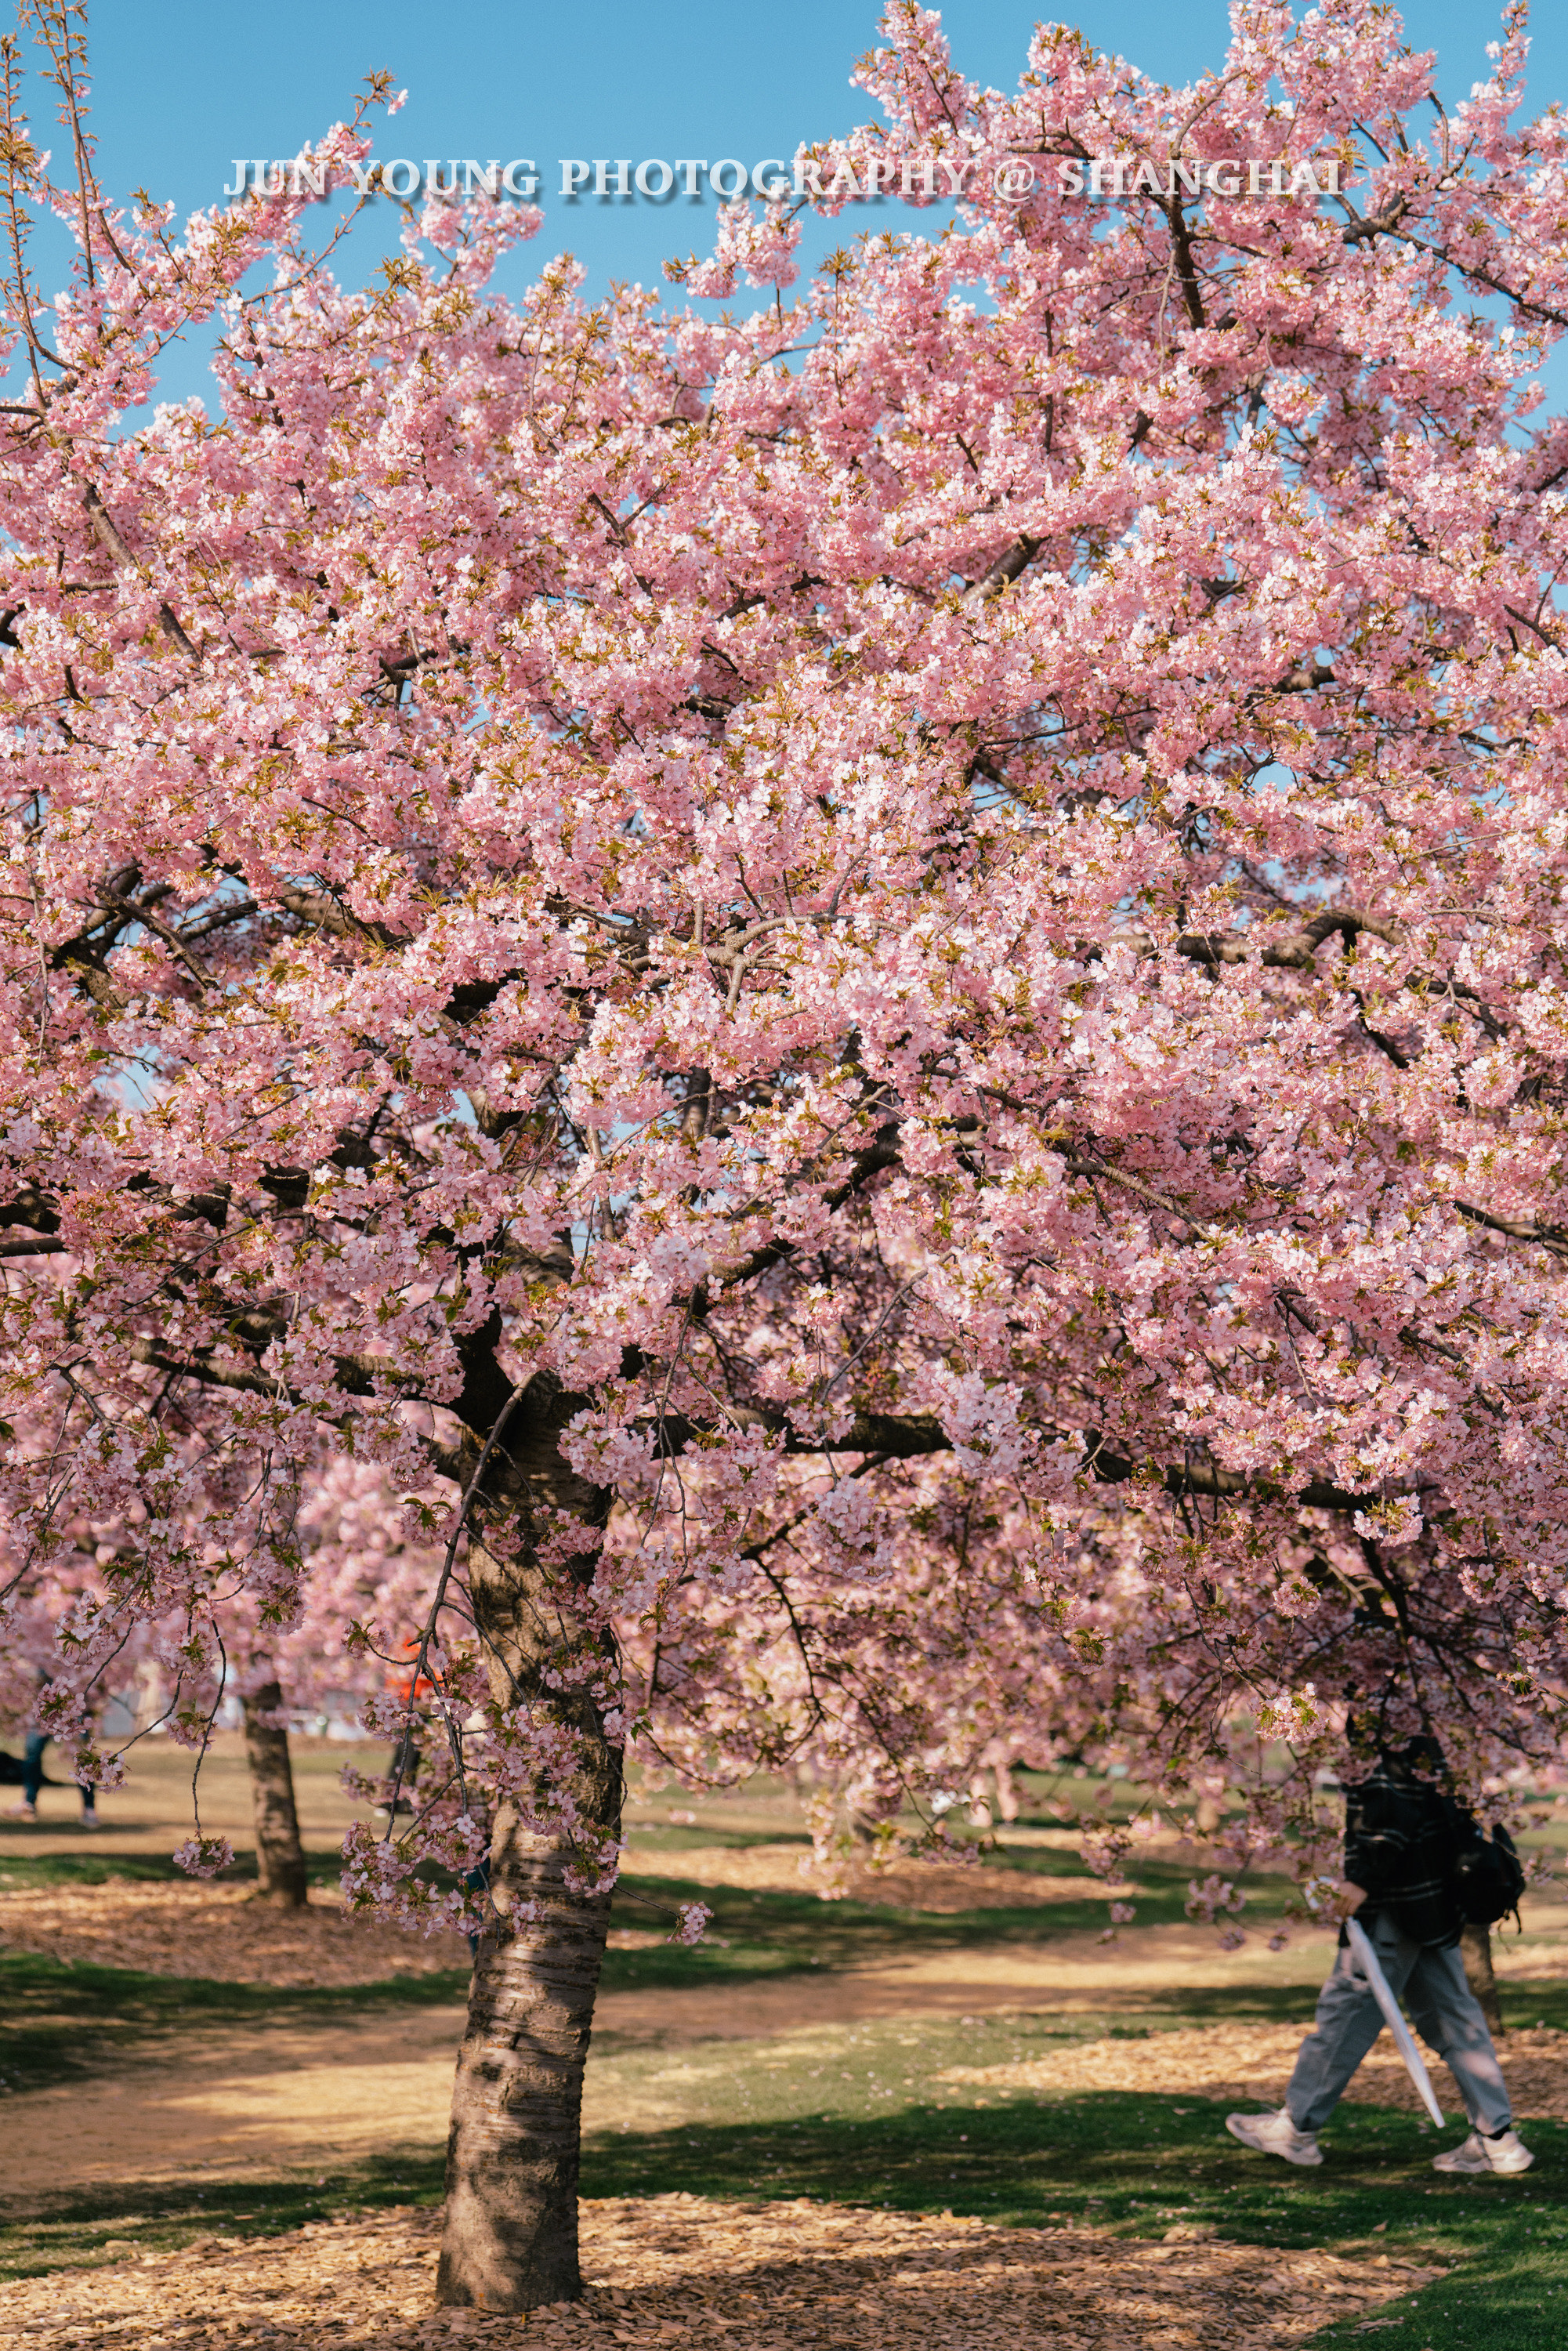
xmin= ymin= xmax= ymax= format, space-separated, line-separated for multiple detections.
xmin=1338 ymin=1879 xmax=1367 ymax=1915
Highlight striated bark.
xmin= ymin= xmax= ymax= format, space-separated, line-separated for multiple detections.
xmin=242 ymin=1678 xmax=309 ymax=1908
xmin=1461 ymin=1921 xmax=1503 ymax=2037
xmin=437 ymin=1806 xmax=617 ymax=2307
xmin=437 ymin=1371 xmax=621 ymax=2311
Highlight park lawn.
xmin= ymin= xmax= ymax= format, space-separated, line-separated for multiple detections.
xmin=0 ymin=1874 xmax=1305 ymax=2110
xmin=2 ymin=1965 xmax=1568 ymax=2346
xmin=582 ymin=2004 xmax=1568 ymax=2348
xmin=0 ymin=1944 xmax=473 ymax=2100
xmin=8 ymin=1784 xmax=1568 ymax=2343
xmin=0 ymin=1847 xmax=352 ymax=1892
xmin=0 ymin=1834 xmax=1307 ymax=2022
xmin=610 ymin=1811 xmax=1307 ymax=1969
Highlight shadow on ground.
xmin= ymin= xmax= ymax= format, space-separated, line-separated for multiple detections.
xmin=5 ymin=2061 xmax=1568 ymax=2347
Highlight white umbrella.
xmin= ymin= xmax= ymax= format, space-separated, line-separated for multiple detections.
xmin=1347 ymin=1916 xmax=1445 ymax=2127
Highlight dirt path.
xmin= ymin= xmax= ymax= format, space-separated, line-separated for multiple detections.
xmin=1 ymin=2007 xmax=469 ymax=2204
xmin=0 ymin=2194 xmax=1443 ymax=2351
xmin=0 ymin=1896 xmax=1342 ymax=2206
xmin=5 ymin=1862 xmax=1566 ymax=2212
xmin=588 ymin=1921 xmax=1347 ymax=2049
xmin=12 ymin=1954 xmax=1568 ymax=2208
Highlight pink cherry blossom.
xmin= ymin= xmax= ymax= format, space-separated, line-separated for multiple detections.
xmin=2 ymin=0 xmax=1568 ymax=2306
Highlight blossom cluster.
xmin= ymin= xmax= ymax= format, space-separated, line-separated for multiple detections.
xmin=2 ymin=0 xmax=1568 ymax=1948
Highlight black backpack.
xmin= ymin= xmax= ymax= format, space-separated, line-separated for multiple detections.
xmin=1450 ymin=1824 xmax=1526 ymax=1929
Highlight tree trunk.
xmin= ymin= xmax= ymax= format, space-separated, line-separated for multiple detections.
xmin=1461 ymin=1921 xmax=1503 ymax=2037
xmin=437 ymin=1371 xmax=621 ymax=2312
xmin=242 ymin=1679 xmax=309 ymax=1908
xmin=438 ymin=1802 xmax=617 ymax=2308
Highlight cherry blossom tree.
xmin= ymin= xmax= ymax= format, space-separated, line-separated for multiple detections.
xmin=0 ymin=1406 xmax=442 ymax=1896
xmin=5 ymin=0 xmax=1568 ymax=2307
xmin=208 ymin=1446 xmax=448 ymax=1906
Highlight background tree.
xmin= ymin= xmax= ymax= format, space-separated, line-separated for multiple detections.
xmin=0 ymin=1419 xmax=442 ymax=1895
xmin=2 ymin=0 xmax=1568 ymax=2308
xmin=227 ymin=1448 xmax=447 ymax=1907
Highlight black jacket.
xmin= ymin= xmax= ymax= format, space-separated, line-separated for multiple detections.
xmin=1342 ymin=1758 xmax=1470 ymax=1948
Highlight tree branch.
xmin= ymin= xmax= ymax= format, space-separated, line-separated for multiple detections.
xmin=1085 ymin=1432 xmax=1385 ymax=1516
xmin=963 ymin=534 xmax=1040 ymax=603
xmin=81 ymin=485 xmax=199 ymax=661
xmin=1456 ymin=1199 xmax=1568 ymax=1258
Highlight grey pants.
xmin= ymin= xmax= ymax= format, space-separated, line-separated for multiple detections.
xmin=1285 ymin=1911 xmax=1511 ymax=2135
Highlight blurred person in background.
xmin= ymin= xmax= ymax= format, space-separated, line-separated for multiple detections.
xmin=7 ymin=1672 xmax=100 ymax=1826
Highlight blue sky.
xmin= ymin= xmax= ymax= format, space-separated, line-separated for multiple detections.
xmin=16 ymin=2 xmax=1568 ymax=404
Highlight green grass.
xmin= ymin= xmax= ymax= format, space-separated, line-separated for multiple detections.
xmin=0 ymin=1947 xmax=473 ymax=2100
xmin=604 ymin=1851 xmax=1297 ymax=1980
xmin=0 ymin=2156 xmax=447 ymax=2280
xmin=0 ymin=1803 xmax=1291 ymax=1938
xmin=588 ymin=2002 xmax=1568 ymax=2346
xmin=581 ymin=2001 xmax=1568 ymax=2346
xmin=583 ymin=2080 xmax=1568 ymax=2349
xmin=7 ymin=1994 xmax=1568 ymax=2342
xmin=5 ymin=1802 xmax=1568 ymax=2342
xmin=0 ymin=1849 xmax=352 ymax=1892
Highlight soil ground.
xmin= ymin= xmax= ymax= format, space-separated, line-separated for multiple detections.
xmin=0 ymin=2194 xmax=1447 ymax=2350
xmin=4 ymin=1740 xmax=1568 ymax=2348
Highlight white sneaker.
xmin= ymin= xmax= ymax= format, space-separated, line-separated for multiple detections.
xmin=1432 ymin=2128 xmax=1534 ymax=2175
xmin=7 ymin=1802 xmax=36 ymax=1820
xmin=1226 ymin=2108 xmax=1324 ymax=2166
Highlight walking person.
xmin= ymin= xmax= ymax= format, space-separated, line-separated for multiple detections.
xmin=1226 ymin=1737 xmax=1531 ymax=2175
xmin=7 ymin=1670 xmax=100 ymax=1827
xmin=8 ymin=1727 xmax=100 ymax=1825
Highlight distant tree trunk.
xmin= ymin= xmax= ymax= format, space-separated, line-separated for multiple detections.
xmin=1461 ymin=1921 xmax=1503 ymax=2037
xmin=437 ymin=1371 xmax=621 ymax=2313
xmin=242 ymin=1679 xmax=309 ymax=1909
